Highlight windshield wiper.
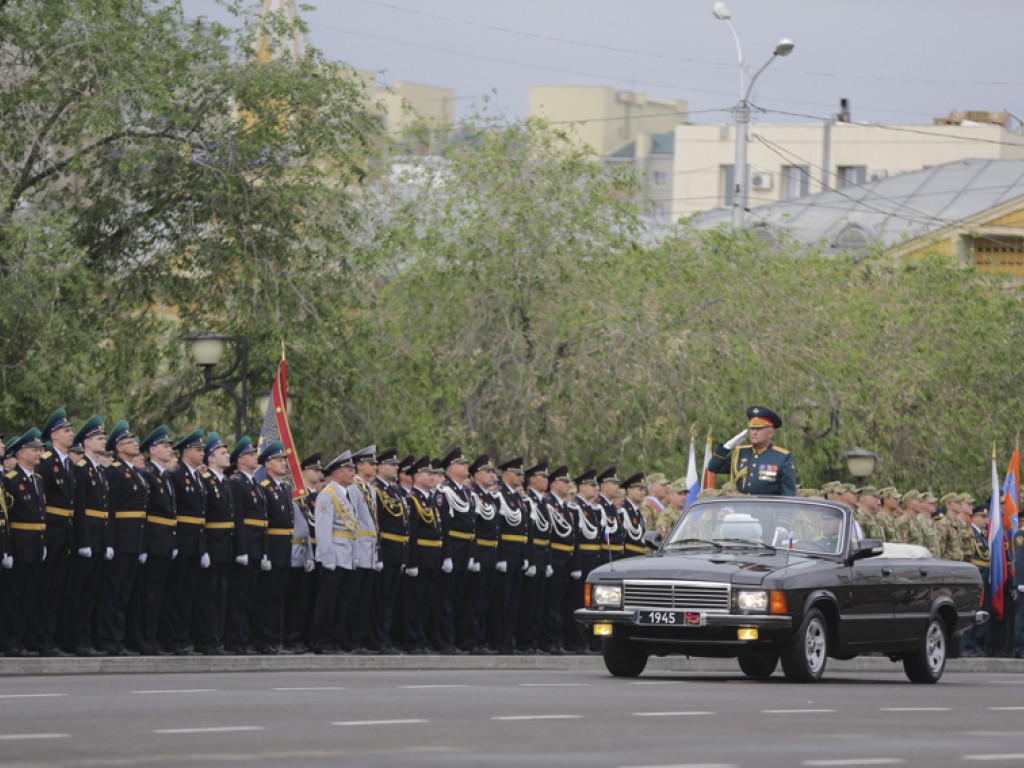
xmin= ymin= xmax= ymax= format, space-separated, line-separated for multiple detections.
xmin=716 ymin=538 xmax=777 ymax=552
xmin=663 ymin=538 xmax=724 ymax=549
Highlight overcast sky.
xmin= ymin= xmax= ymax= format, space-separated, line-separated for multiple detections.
xmin=183 ymin=0 xmax=1023 ymax=129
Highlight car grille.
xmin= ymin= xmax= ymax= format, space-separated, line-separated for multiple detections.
xmin=623 ymin=580 xmax=730 ymax=612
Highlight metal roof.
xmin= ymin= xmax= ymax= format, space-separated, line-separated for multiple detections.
xmin=691 ymin=159 xmax=1024 ymax=252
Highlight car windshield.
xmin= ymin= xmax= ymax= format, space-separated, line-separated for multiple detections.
xmin=665 ymin=499 xmax=847 ymax=556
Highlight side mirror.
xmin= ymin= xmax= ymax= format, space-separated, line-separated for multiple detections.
xmin=643 ymin=531 xmax=663 ymax=550
xmin=849 ymin=538 xmax=885 ymax=562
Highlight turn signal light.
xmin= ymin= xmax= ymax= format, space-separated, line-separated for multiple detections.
xmin=594 ymin=623 xmax=613 ymax=636
xmin=584 ymin=583 xmax=591 ymax=607
xmin=770 ymin=591 xmax=788 ymax=615
xmin=737 ymin=628 xmax=758 ymax=641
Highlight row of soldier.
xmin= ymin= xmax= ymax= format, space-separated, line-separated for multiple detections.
xmin=0 ymin=410 xmax=662 ymax=657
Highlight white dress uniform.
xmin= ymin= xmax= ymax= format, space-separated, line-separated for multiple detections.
xmin=348 ymin=480 xmax=378 ymax=570
xmin=315 ymin=480 xmax=356 ymax=571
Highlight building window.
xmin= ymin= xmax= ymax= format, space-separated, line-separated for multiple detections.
xmin=653 ymin=170 xmax=667 ymax=187
xmin=971 ymin=234 xmax=1024 ymax=275
xmin=783 ymin=165 xmax=810 ymax=199
xmin=837 ymin=165 xmax=866 ymax=188
xmin=721 ymin=164 xmax=735 ymax=206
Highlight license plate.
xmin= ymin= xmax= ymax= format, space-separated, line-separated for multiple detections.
xmin=637 ymin=610 xmax=703 ymax=626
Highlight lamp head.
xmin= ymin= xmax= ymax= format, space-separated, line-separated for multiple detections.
xmin=774 ymin=38 xmax=794 ymax=57
xmin=712 ymin=1 xmax=731 ymax=20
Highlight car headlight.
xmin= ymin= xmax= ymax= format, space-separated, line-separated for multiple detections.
xmin=592 ymin=584 xmax=623 ymax=608
xmin=737 ymin=590 xmax=769 ymax=612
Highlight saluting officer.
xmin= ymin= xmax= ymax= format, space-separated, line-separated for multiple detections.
xmin=563 ymin=469 xmax=602 ymax=654
xmin=402 ymin=455 xmax=445 ymax=654
xmin=459 ymin=454 xmax=500 ymax=654
xmin=224 ymin=436 xmax=266 ymax=655
xmin=36 ymin=409 xmax=76 ymax=656
xmin=540 ymin=465 xmax=576 ymax=655
xmin=596 ymin=466 xmax=625 ymax=560
xmin=193 ymin=433 xmax=236 ymax=655
xmin=252 ymin=440 xmax=294 ymax=654
xmin=64 ymin=416 xmax=110 ymax=656
xmin=162 ymin=430 xmax=208 ymax=655
xmin=488 ymin=457 xmax=529 ymax=654
xmin=619 ymin=473 xmax=648 ymax=558
xmin=1 ymin=429 xmax=47 ymax=656
xmin=312 ymin=451 xmax=357 ymax=654
xmin=708 ymin=406 xmax=796 ymax=496
xmin=431 ymin=447 xmax=473 ymax=654
xmin=370 ymin=448 xmax=406 ymax=654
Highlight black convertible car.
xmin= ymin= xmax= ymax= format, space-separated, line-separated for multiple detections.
xmin=575 ymin=496 xmax=987 ymax=683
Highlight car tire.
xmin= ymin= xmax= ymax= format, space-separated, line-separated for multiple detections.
xmin=601 ymin=634 xmax=648 ymax=678
xmin=781 ymin=607 xmax=828 ymax=682
xmin=903 ymin=615 xmax=946 ymax=684
xmin=738 ymin=652 xmax=778 ymax=678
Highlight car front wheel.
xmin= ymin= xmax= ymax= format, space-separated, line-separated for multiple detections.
xmin=601 ymin=633 xmax=648 ymax=678
xmin=781 ymin=608 xmax=828 ymax=682
xmin=903 ymin=616 xmax=946 ymax=684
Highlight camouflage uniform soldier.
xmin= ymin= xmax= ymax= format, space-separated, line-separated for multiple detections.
xmin=957 ymin=493 xmax=976 ymax=561
xmin=654 ymin=478 xmax=685 ymax=535
xmin=855 ymin=486 xmax=884 ymax=541
xmin=820 ymin=481 xmax=843 ymax=501
xmin=796 ymin=488 xmax=823 ymax=499
xmin=896 ymin=490 xmax=925 ymax=546
xmin=639 ymin=473 xmax=669 ymax=532
xmin=934 ymin=497 xmax=964 ymax=561
xmin=877 ymin=487 xmax=902 ymax=542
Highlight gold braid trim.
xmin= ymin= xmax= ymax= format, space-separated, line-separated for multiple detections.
xmin=376 ymin=486 xmax=405 ymax=519
xmin=410 ymin=495 xmax=435 ymax=525
xmin=325 ymin=486 xmax=356 ymax=529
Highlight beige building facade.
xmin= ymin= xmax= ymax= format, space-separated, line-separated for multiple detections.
xmin=359 ymin=70 xmax=454 ymax=133
xmin=672 ymin=119 xmax=1024 ymax=221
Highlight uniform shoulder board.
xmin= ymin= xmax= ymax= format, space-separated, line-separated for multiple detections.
xmin=773 ymin=446 xmax=790 ymax=455
xmin=260 ymin=479 xmax=271 ymax=487
xmin=41 ymin=450 xmax=53 ymax=459
xmin=202 ymin=471 xmax=212 ymax=479
xmin=5 ymin=470 xmax=17 ymax=479
xmin=112 ymin=460 xmax=122 ymax=467
xmin=76 ymin=459 xmax=88 ymax=467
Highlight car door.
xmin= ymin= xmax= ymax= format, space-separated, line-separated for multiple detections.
xmin=842 ymin=558 xmax=895 ymax=647
xmin=888 ymin=556 xmax=932 ymax=642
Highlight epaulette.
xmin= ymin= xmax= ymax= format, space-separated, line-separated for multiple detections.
xmin=41 ymin=450 xmax=53 ymax=459
xmin=5 ymin=470 xmax=17 ymax=479
xmin=112 ymin=461 xmax=122 ymax=467
xmin=260 ymin=479 xmax=271 ymax=487
xmin=76 ymin=459 xmax=88 ymax=467
xmin=773 ymin=446 xmax=790 ymax=455
xmin=202 ymin=471 xmax=212 ymax=479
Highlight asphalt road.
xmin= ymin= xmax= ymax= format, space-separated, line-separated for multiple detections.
xmin=2 ymin=667 xmax=1023 ymax=768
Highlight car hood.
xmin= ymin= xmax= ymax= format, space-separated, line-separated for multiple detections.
xmin=589 ymin=549 xmax=828 ymax=586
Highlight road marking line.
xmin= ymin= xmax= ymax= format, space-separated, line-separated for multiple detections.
xmin=988 ymin=681 xmax=1024 ymax=684
xmin=633 ymin=711 xmax=714 ymax=717
xmin=492 ymin=715 xmax=582 ymax=721
xmin=273 ymin=686 xmax=347 ymax=691
xmin=762 ymin=709 xmax=835 ymax=714
xmin=0 ymin=734 xmax=70 ymax=741
xmin=519 ymin=683 xmax=589 ymax=687
xmin=803 ymin=760 xmax=906 ymax=766
xmin=988 ymin=706 xmax=1024 ymax=711
xmin=963 ymin=756 xmax=1024 ymax=762
xmin=619 ymin=763 xmax=736 ymax=768
xmin=0 ymin=693 xmax=69 ymax=699
xmin=400 ymin=684 xmax=471 ymax=689
xmin=629 ymin=680 xmax=676 ymax=685
xmin=333 ymin=719 xmax=428 ymax=726
xmin=153 ymin=726 xmax=264 ymax=734
xmin=879 ymin=707 xmax=950 ymax=712
xmin=132 ymin=689 xmax=218 ymax=695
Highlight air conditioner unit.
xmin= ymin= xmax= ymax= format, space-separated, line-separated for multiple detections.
xmin=751 ymin=172 xmax=773 ymax=191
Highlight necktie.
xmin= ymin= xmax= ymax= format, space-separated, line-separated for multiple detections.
xmin=65 ymin=457 xmax=75 ymax=495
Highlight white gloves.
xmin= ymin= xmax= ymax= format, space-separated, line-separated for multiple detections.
xmin=405 ymin=567 xmax=419 ymax=577
xmin=104 ymin=547 xmax=114 ymax=561
xmin=200 ymin=553 xmax=211 ymax=569
xmin=496 ymin=561 xmax=507 ymax=573
xmin=305 ymin=560 xmax=316 ymax=573
xmin=545 ymin=565 xmax=553 ymax=578
xmin=172 ymin=549 xmax=179 ymax=560
xmin=373 ymin=560 xmax=384 ymax=572
xmin=723 ymin=429 xmax=749 ymax=450
xmin=322 ymin=561 xmax=336 ymax=571
xmin=78 ymin=547 xmax=93 ymax=558
xmin=468 ymin=558 xmax=480 ymax=573
xmin=42 ymin=546 xmax=47 ymax=562
xmin=1018 ymin=585 xmax=1024 ymax=593
xmin=441 ymin=557 xmax=453 ymax=574
xmin=521 ymin=560 xmax=530 ymax=572
xmin=259 ymin=555 xmax=272 ymax=572
xmin=235 ymin=554 xmax=249 ymax=566
xmin=1 ymin=554 xmax=12 ymax=570
xmin=138 ymin=553 xmax=148 ymax=565
xmin=525 ymin=564 xmax=537 ymax=577
xmin=570 ymin=570 xmax=582 ymax=580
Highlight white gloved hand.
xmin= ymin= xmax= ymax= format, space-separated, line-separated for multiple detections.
xmin=521 ymin=560 xmax=530 ymax=572
xmin=1 ymin=554 xmax=12 ymax=570
xmin=235 ymin=554 xmax=249 ymax=567
xmin=172 ymin=549 xmax=178 ymax=560
xmin=138 ymin=553 xmax=148 ymax=565
xmin=469 ymin=560 xmax=481 ymax=573
xmin=1018 ymin=585 xmax=1024 ymax=593
xmin=322 ymin=561 xmax=336 ymax=571
xmin=305 ymin=560 xmax=316 ymax=573
xmin=200 ymin=553 xmax=211 ymax=569
xmin=441 ymin=557 xmax=453 ymax=574
xmin=496 ymin=561 xmax=507 ymax=573
xmin=525 ymin=564 xmax=537 ymax=577
xmin=42 ymin=546 xmax=47 ymax=562
xmin=545 ymin=564 xmax=553 ymax=578
xmin=259 ymin=555 xmax=272 ymax=572
xmin=405 ymin=566 xmax=419 ymax=578
xmin=78 ymin=547 xmax=93 ymax=558
xmin=104 ymin=547 xmax=114 ymax=561
xmin=570 ymin=570 xmax=582 ymax=580
xmin=373 ymin=560 xmax=384 ymax=572
xmin=723 ymin=429 xmax=749 ymax=451
xmin=467 ymin=557 xmax=476 ymax=571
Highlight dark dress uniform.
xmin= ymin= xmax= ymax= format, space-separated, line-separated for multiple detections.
xmin=194 ymin=467 xmax=236 ymax=654
xmin=707 ymin=442 xmax=796 ymax=496
xmin=372 ymin=476 xmax=407 ymax=652
xmin=517 ymin=487 xmax=551 ymax=653
xmin=431 ymin=473 xmax=475 ymax=653
xmin=487 ymin=469 xmax=529 ymax=653
xmin=282 ymin=490 xmax=317 ymax=652
xmin=133 ymin=461 xmax=176 ymax=654
xmin=251 ymin=475 xmax=293 ymax=653
xmin=65 ymin=451 xmax=110 ymax=654
xmin=620 ymin=498 xmax=647 ymax=558
xmin=162 ymin=461 xmax=207 ymax=653
xmin=36 ymin=446 xmax=75 ymax=654
xmin=96 ymin=449 xmax=149 ymax=655
xmin=596 ymin=494 xmax=625 ymax=560
xmin=402 ymin=483 xmax=445 ymax=652
xmin=225 ymin=469 xmax=267 ymax=653
xmin=1 ymin=461 xmax=47 ymax=655
xmin=564 ymin=474 xmax=603 ymax=653
xmin=459 ymin=480 xmax=501 ymax=652
xmin=540 ymin=486 xmax=575 ymax=654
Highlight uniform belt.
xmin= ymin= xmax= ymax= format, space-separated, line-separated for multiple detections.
xmin=205 ymin=521 xmax=234 ymax=530
xmin=475 ymin=538 xmax=498 ymax=547
xmin=551 ymin=542 xmax=574 ymax=552
xmin=332 ymin=531 xmax=355 ymax=540
xmin=601 ymin=543 xmax=624 ymax=552
xmin=971 ymin=558 xmax=990 ymax=567
xmin=267 ymin=528 xmax=293 ymax=536
xmin=10 ymin=522 xmax=45 ymax=532
xmin=380 ymin=532 xmax=410 ymax=544
xmin=578 ymin=543 xmax=600 ymax=551
xmin=501 ymin=534 xmax=527 ymax=543
xmin=624 ymin=543 xmax=646 ymax=554
xmin=177 ymin=515 xmax=204 ymax=525
xmin=291 ymin=538 xmax=308 ymax=546
xmin=448 ymin=530 xmax=474 ymax=541
xmin=85 ymin=509 xmax=109 ymax=520
xmin=416 ymin=539 xmax=443 ymax=548
xmin=147 ymin=515 xmax=175 ymax=527
xmin=115 ymin=510 xmax=146 ymax=520
xmin=532 ymin=538 xmax=550 ymax=547
xmin=244 ymin=518 xmax=268 ymax=528
xmin=356 ymin=529 xmax=376 ymax=537
xmin=46 ymin=506 xmax=73 ymax=518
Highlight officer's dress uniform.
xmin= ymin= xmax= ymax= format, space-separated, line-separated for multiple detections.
xmin=517 ymin=488 xmax=551 ymax=653
xmin=402 ymin=485 xmax=444 ymax=653
xmin=225 ymin=470 xmax=267 ymax=653
xmin=597 ymin=493 xmax=625 ymax=561
xmin=36 ymin=447 xmax=74 ymax=653
xmin=96 ymin=456 xmax=149 ymax=654
xmin=194 ymin=467 xmax=235 ymax=654
xmin=134 ymin=461 xmax=176 ymax=654
xmin=459 ymin=482 xmax=500 ymax=653
xmin=282 ymin=492 xmax=316 ymax=652
xmin=371 ymin=477 xmax=407 ymax=652
xmin=620 ymin=498 xmax=647 ymax=558
xmin=564 ymin=493 xmax=602 ymax=653
xmin=707 ymin=442 xmax=796 ymax=496
xmin=487 ymin=480 xmax=529 ymax=653
xmin=1 ymin=464 xmax=47 ymax=655
xmin=312 ymin=479 xmax=357 ymax=652
xmin=1012 ymin=529 xmax=1024 ymax=658
xmin=65 ymin=454 xmax=110 ymax=653
xmin=540 ymin=491 xmax=575 ymax=654
xmin=251 ymin=475 xmax=293 ymax=653
xmin=162 ymin=461 xmax=207 ymax=653
xmin=431 ymin=477 xmax=475 ymax=653
xmin=346 ymin=477 xmax=379 ymax=652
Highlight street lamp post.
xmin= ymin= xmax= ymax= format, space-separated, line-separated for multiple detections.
xmin=183 ymin=331 xmax=253 ymax=440
xmin=842 ymin=447 xmax=881 ymax=481
xmin=712 ymin=2 xmax=794 ymax=227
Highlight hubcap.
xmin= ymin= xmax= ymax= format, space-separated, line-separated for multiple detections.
xmin=926 ymin=621 xmax=945 ymax=672
xmin=805 ymin=618 xmax=826 ymax=673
